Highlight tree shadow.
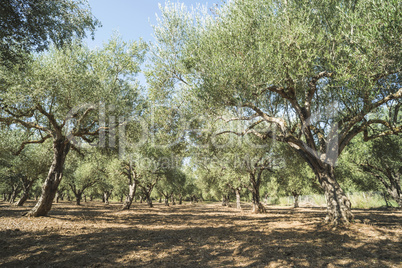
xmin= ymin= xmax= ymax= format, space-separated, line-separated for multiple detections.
xmin=0 ymin=201 xmax=401 ymax=267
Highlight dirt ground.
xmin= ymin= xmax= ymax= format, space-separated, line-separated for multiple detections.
xmin=0 ymin=201 xmax=401 ymax=268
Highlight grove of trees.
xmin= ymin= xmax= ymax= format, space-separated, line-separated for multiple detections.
xmin=0 ymin=0 xmax=400 ymax=226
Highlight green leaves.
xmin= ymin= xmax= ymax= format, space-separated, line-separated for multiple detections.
xmin=0 ymin=0 xmax=100 ymax=66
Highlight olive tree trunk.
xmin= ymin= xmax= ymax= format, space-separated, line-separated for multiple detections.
xmin=122 ymin=182 xmax=137 ymax=210
xmin=14 ymin=179 xmax=35 ymax=206
xmin=74 ymin=192 xmax=82 ymax=206
xmin=9 ymin=184 xmax=21 ymax=204
xmin=26 ymin=139 xmax=70 ymax=217
xmin=249 ymin=174 xmax=266 ymax=214
xmin=144 ymin=192 xmax=153 ymax=208
xmin=316 ymin=164 xmax=353 ymax=225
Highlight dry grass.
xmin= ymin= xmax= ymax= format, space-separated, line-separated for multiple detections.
xmin=0 ymin=200 xmax=401 ymax=267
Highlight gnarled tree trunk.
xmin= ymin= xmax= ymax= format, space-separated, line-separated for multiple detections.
xmin=14 ymin=179 xmax=35 ymax=206
xmin=26 ymin=139 xmax=70 ymax=217
xmin=122 ymin=182 xmax=137 ymax=210
xmin=316 ymin=165 xmax=353 ymax=225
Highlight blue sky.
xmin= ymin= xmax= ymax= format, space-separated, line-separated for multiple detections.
xmin=85 ymin=0 xmax=213 ymax=47
xmin=85 ymin=0 xmax=215 ymax=86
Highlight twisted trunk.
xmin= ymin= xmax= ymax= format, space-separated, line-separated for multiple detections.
xmin=316 ymin=164 xmax=353 ymax=225
xmin=15 ymin=179 xmax=35 ymax=206
xmin=122 ymin=182 xmax=137 ymax=210
xmin=26 ymin=139 xmax=70 ymax=217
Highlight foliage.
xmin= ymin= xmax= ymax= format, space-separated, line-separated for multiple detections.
xmin=0 ymin=0 xmax=100 ymax=65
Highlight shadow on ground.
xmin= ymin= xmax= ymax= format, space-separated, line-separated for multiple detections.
xmin=0 ymin=201 xmax=401 ymax=267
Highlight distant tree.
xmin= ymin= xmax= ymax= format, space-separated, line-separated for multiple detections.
xmin=64 ymin=151 xmax=102 ymax=205
xmin=345 ymin=135 xmax=402 ymax=208
xmin=275 ymin=146 xmax=319 ymax=208
xmin=0 ymin=128 xmax=51 ymax=206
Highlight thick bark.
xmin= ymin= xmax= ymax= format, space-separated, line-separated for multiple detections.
xmin=26 ymin=139 xmax=70 ymax=217
xmin=15 ymin=179 xmax=35 ymax=206
xmin=179 ymin=195 xmax=183 ymax=205
xmin=164 ymin=198 xmax=169 ymax=206
xmin=171 ymin=194 xmax=176 ymax=205
xmin=122 ymin=182 xmax=137 ymax=210
xmin=235 ymin=188 xmax=242 ymax=209
xmin=317 ymin=165 xmax=353 ymax=225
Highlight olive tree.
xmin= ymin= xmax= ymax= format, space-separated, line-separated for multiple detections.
xmin=0 ymin=37 xmax=146 ymax=216
xmin=149 ymin=0 xmax=401 ymax=225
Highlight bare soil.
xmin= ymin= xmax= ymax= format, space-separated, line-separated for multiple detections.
xmin=0 ymin=201 xmax=401 ymax=268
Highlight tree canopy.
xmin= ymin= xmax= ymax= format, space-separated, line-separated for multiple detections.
xmin=0 ymin=0 xmax=100 ymax=65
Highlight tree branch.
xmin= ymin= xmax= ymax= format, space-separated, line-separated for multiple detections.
xmin=13 ymin=134 xmax=52 ymax=155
